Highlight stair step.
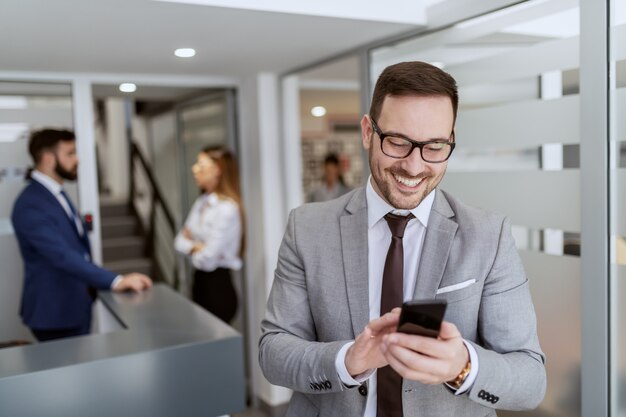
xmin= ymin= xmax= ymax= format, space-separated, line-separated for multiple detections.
xmin=101 ymin=216 xmax=140 ymax=239
xmin=102 ymin=237 xmax=145 ymax=261
xmin=100 ymin=203 xmax=131 ymax=218
xmin=104 ymin=258 xmax=153 ymax=276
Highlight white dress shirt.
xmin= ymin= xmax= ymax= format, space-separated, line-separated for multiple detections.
xmin=32 ymin=170 xmax=84 ymax=236
xmin=174 ymin=192 xmax=242 ymax=272
xmin=334 ymin=177 xmax=479 ymax=416
xmin=31 ymin=170 xmax=123 ymax=289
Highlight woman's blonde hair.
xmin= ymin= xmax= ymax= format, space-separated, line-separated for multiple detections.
xmin=203 ymin=145 xmax=246 ymax=257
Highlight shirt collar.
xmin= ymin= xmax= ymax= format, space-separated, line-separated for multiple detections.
xmin=31 ymin=170 xmax=63 ymax=196
xmin=203 ymin=192 xmax=220 ymax=206
xmin=366 ymin=175 xmax=435 ymax=229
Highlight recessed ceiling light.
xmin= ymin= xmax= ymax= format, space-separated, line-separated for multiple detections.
xmin=119 ymin=83 xmax=137 ymax=93
xmin=430 ymin=61 xmax=445 ymax=69
xmin=175 ymin=48 xmax=196 ymax=58
xmin=311 ymin=106 xmax=327 ymax=117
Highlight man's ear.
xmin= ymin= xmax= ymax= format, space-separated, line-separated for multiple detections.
xmin=38 ymin=150 xmax=55 ymax=169
xmin=360 ymin=114 xmax=372 ymax=150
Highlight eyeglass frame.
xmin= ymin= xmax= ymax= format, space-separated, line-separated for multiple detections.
xmin=370 ymin=117 xmax=456 ymax=163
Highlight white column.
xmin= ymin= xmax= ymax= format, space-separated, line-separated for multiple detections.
xmin=238 ymin=73 xmax=292 ymax=408
xmin=72 ymin=79 xmax=103 ymax=264
xmin=105 ymin=98 xmax=129 ymax=200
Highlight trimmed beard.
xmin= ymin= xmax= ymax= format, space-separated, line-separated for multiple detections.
xmin=54 ymin=155 xmax=78 ymax=181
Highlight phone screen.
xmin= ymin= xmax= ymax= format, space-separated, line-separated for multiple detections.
xmin=397 ymin=300 xmax=447 ymax=338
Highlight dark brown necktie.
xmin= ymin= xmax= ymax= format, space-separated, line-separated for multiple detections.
xmin=378 ymin=212 xmax=414 ymax=417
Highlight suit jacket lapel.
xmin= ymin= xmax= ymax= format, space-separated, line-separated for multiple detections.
xmin=31 ymin=181 xmax=87 ymax=245
xmin=340 ymin=188 xmax=370 ymax=337
xmin=413 ymin=190 xmax=458 ymax=299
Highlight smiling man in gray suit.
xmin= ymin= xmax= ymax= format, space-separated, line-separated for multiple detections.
xmin=259 ymin=61 xmax=546 ymax=417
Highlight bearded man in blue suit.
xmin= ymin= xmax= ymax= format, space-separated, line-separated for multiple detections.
xmin=12 ymin=129 xmax=152 ymax=342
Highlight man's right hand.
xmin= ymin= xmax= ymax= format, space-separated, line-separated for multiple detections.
xmin=113 ymin=273 xmax=153 ymax=293
xmin=345 ymin=308 xmax=401 ymax=377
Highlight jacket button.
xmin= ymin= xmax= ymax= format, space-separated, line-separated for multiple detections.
xmin=358 ymin=384 xmax=368 ymax=396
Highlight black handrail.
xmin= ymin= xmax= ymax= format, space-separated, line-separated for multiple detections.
xmin=129 ymin=141 xmax=179 ymax=289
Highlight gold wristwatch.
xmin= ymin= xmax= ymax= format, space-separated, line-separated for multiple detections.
xmin=447 ymin=359 xmax=471 ymax=389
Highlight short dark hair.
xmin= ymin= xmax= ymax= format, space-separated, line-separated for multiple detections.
xmin=369 ymin=61 xmax=459 ymax=124
xmin=324 ymin=153 xmax=340 ymax=166
xmin=28 ymin=129 xmax=75 ymax=164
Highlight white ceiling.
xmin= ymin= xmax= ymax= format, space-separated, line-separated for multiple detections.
xmin=0 ymin=0 xmax=424 ymax=78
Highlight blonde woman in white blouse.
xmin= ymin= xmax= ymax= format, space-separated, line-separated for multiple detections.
xmin=175 ymin=146 xmax=245 ymax=323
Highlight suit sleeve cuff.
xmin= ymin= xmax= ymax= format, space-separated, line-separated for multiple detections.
xmin=446 ymin=339 xmax=479 ymax=395
xmin=335 ymin=341 xmax=375 ymax=387
xmin=110 ymin=275 xmax=123 ymax=290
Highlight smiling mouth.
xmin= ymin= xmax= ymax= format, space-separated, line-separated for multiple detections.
xmin=393 ymin=173 xmax=423 ymax=188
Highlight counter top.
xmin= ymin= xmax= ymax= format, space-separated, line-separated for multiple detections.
xmin=0 ymin=283 xmax=245 ymax=417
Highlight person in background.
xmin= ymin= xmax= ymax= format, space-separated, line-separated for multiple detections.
xmin=259 ymin=62 xmax=545 ymax=416
xmin=11 ymin=129 xmax=152 ymax=343
xmin=175 ymin=146 xmax=245 ymax=324
xmin=308 ymin=152 xmax=352 ymax=202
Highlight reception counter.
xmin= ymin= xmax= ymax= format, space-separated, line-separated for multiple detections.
xmin=0 ymin=283 xmax=245 ymax=417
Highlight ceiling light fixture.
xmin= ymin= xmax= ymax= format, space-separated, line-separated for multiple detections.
xmin=119 ymin=83 xmax=137 ymax=93
xmin=311 ymin=106 xmax=327 ymax=117
xmin=430 ymin=61 xmax=445 ymax=69
xmin=175 ymin=48 xmax=196 ymax=58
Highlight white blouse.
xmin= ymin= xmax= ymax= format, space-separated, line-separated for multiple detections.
xmin=174 ymin=192 xmax=243 ymax=272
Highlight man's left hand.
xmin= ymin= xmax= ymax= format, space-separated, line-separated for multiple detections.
xmin=380 ymin=321 xmax=469 ymax=385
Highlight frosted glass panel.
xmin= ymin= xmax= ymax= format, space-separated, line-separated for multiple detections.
xmin=521 ymin=251 xmax=581 ymax=417
xmin=456 ymin=95 xmax=579 ymax=148
xmin=441 ymin=171 xmax=580 ymax=232
xmin=610 ymin=2 xmax=626 ymax=415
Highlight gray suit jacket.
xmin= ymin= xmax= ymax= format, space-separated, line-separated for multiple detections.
xmin=259 ymin=188 xmax=546 ymax=417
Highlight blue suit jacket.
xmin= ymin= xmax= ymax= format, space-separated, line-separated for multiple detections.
xmin=11 ymin=180 xmax=116 ymax=330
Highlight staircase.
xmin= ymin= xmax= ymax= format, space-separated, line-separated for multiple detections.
xmin=100 ymin=201 xmax=153 ymax=277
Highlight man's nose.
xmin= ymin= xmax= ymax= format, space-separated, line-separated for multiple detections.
xmin=400 ymin=147 xmax=427 ymax=175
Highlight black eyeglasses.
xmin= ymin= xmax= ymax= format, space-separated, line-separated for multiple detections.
xmin=370 ymin=118 xmax=455 ymax=163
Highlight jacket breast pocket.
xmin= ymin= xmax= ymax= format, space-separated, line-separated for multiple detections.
xmin=435 ymin=278 xmax=481 ymax=303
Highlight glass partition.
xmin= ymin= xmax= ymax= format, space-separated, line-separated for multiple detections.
xmin=370 ymin=1 xmax=581 ymax=415
xmin=609 ymin=0 xmax=626 ymax=414
xmin=0 ymin=81 xmax=74 ymax=341
xmin=294 ymin=55 xmax=365 ymax=203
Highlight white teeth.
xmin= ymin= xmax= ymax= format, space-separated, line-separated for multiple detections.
xmin=393 ymin=174 xmax=421 ymax=187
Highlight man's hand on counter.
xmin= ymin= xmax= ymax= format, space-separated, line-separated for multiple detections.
xmin=113 ymin=273 xmax=153 ymax=293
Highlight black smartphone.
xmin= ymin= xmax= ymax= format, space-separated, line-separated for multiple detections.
xmin=397 ymin=299 xmax=447 ymax=338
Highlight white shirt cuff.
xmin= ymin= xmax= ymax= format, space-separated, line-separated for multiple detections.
xmin=110 ymin=275 xmax=123 ymax=290
xmin=446 ymin=339 xmax=479 ymax=395
xmin=335 ymin=341 xmax=375 ymax=387
xmin=174 ymin=235 xmax=194 ymax=255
